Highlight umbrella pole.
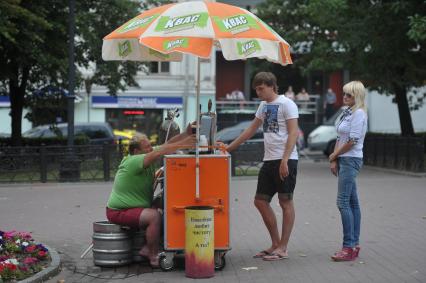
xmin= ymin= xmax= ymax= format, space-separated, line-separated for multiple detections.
xmin=195 ymin=57 xmax=201 ymax=200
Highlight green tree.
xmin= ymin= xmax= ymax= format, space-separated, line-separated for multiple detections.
xmin=75 ymin=0 xmax=173 ymax=105
xmin=0 ymin=0 xmax=150 ymax=145
xmin=0 ymin=0 xmax=68 ymax=145
xmin=257 ymin=0 xmax=426 ymax=136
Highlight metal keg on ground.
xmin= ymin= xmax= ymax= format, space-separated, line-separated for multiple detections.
xmin=92 ymin=221 xmax=133 ymax=266
xmin=130 ymin=229 xmax=147 ymax=262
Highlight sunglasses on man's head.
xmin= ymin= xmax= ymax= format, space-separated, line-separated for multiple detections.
xmin=343 ymin=92 xmax=353 ymax=98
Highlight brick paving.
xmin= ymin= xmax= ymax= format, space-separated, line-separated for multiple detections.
xmin=0 ymin=160 xmax=425 ymax=282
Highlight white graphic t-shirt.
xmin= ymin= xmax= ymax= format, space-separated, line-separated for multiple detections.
xmin=255 ymin=95 xmax=299 ymax=161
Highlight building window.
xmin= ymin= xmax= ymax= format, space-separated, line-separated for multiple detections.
xmin=149 ymin=62 xmax=170 ymax=74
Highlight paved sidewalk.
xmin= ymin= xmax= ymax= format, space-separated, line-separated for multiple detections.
xmin=0 ymin=161 xmax=425 ymax=282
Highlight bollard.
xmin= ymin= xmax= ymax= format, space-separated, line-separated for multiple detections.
xmin=185 ymin=206 xmax=214 ymax=278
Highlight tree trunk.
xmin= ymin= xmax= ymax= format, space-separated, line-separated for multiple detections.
xmin=9 ymin=66 xmax=29 ymax=146
xmin=393 ymin=84 xmax=414 ymax=136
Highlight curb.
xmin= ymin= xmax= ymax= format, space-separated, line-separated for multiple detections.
xmin=300 ymin=159 xmax=426 ymax=178
xmin=364 ymin=165 xmax=426 ymax=178
xmin=19 ymin=245 xmax=61 ymax=283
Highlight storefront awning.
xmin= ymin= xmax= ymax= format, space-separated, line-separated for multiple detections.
xmin=0 ymin=96 xmax=10 ymax=107
xmin=92 ymin=96 xmax=183 ymax=109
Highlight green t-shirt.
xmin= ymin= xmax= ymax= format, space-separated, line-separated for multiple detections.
xmin=107 ymin=154 xmax=156 ymax=209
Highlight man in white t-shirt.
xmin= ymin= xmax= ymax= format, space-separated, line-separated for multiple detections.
xmin=226 ymin=72 xmax=299 ymax=261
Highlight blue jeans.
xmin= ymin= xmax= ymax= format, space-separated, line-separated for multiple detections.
xmin=337 ymin=157 xmax=363 ymax=248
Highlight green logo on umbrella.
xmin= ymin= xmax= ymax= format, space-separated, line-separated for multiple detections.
xmin=237 ymin=40 xmax=261 ymax=56
xmin=155 ymin=13 xmax=208 ymax=33
xmin=149 ymin=48 xmax=170 ymax=59
xmin=118 ymin=15 xmax=158 ymax=33
xmin=213 ymin=14 xmax=259 ymax=34
xmin=118 ymin=40 xmax=132 ymax=57
xmin=163 ymin=38 xmax=189 ymax=51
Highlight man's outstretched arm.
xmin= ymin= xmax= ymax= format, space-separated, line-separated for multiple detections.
xmin=226 ymin=118 xmax=262 ymax=152
xmin=143 ymin=134 xmax=196 ymax=168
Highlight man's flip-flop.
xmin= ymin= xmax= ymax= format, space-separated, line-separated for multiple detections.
xmin=253 ymin=250 xmax=271 ymax=258
xmin=263 ymin=252 xmax=289 ymax=261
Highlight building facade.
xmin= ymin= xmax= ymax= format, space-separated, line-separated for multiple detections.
xmin=0 ymin=53 xmax=216 ymax=137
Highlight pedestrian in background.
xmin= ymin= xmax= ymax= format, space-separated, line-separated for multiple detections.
xmin=296 ymin=87 xmax=310 ymax=101
xmin=284 ymin=86 xmax=295 ymax=100
xmin=328 ymin=81 xmax=368 ymax=261
xmin=324 ymin=88 xmax=337 ymax=120
xmin=226 ymin=72 xmax=299 ymax=261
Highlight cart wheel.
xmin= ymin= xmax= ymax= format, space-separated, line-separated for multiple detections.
xmin=214 ymin=253 xmax=226 ymax=271
xmin=159 ymin=253 xmax=174 ymax=271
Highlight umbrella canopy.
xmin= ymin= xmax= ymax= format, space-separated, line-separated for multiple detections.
xmin=102 ymin=1 xmax=292 ymax=65
xmin=102 ymin=1 xmax=293 ymax=199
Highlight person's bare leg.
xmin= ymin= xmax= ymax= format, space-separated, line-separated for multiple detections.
xmin=254 ymin=199 xmax=280 ymax=253
xmin=139 ymin=208 xmax=161 ymax=266
xmin=276 ymin=198 xmax=295 ymax=254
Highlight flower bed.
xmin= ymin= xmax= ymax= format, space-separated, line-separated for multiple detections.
xmin=0 ymin=230 xmax=50 ymax=282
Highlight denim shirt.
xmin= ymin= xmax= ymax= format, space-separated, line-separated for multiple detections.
xmin=336 ymin=107 xmax=368 ymax=158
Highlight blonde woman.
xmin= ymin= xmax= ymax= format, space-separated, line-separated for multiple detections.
xmin=328 ymin=81 xmax=368 ymax=261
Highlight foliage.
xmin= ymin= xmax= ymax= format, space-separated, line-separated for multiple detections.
xmin=408 ymin=13 xmax=426 ymax=42
xmin=256 ymin=0 xmax=426 ymax=135
xmin=0 ymin=0 xmax=170 ymax=145
xmin=24 ymin=86 xmax=68 ymax=126
xmin=74 ymin=0 xmax=146 ymax=95
xmin=256 ymin=0 xmax=345 ymax=73
xmin=0 ymin=230 xmax=50 ymax=282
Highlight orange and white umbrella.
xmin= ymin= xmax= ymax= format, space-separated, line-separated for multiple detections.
xmin=102 ymin=1 xmax=292 ymax=199
xmin=102 ymin=1 xmax=292 ymax=65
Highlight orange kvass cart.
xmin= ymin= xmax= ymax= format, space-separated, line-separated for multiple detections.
xmin=159 ymin=152 xmax=231 ymax=271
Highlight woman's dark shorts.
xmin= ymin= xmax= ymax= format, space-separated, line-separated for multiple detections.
xmin=256 ymin=159 xmax=298 ymax=202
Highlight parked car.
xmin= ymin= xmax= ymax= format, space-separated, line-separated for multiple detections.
xmin=114 ymin=129 xmax=135 ymax=144
xmin=216 ymin=121 xmax=262 ymax=144
xmin=23 ymin=122 xmax=115 ymax=145
xmin=307 ymin=108 xmax=344 ymax=156
xmin=216 ymin=120 xmax=305 ymax=150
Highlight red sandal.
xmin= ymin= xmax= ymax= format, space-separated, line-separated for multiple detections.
xmin=331 ymin=247 xmax=355 ymax=261
xmin=353 ymin=246 xmax=360 ymax=258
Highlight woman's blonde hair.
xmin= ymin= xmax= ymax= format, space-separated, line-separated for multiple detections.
xmin=343 ymin=81 xmax=367 ymax=113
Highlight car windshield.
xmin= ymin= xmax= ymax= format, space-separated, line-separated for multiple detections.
xmin=23 ymin=124 xmax=112 ymax=139
xmin=216 ymin=120 xmax=262 ymax=142
xmin=22 ymin=126 xmax=63 ymax=138
xmin=76 ymin=126 xmax=109 ymax=139
xmin=216 ymin=128 xmax=244 ymax=141
xmin=22 ymin=127 xmax=44 ymax=138
xmin=324 ymin=108 xmax=344 ymax=125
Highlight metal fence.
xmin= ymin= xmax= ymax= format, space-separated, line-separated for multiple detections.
xmin=230 ymin=141 xmax=264 ymax=176
xmin=0 ymin=144 xmax=123 ymax=183
xmin=0 ymin=142 xmax=265 ymax=183
xmin=364 ymin=135 xmax=425 ymax=172
xmin=4 ymin=135 xmax=421 ymax=183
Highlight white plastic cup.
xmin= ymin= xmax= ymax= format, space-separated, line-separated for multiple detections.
xmin=199 ymin=135 xmax=208 ymax=152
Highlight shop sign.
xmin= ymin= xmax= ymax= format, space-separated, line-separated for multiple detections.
xmin=92 ymin=96 xmax=183 ymax=109
xmin=0 ymin=96 xmax=10 ymax=107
